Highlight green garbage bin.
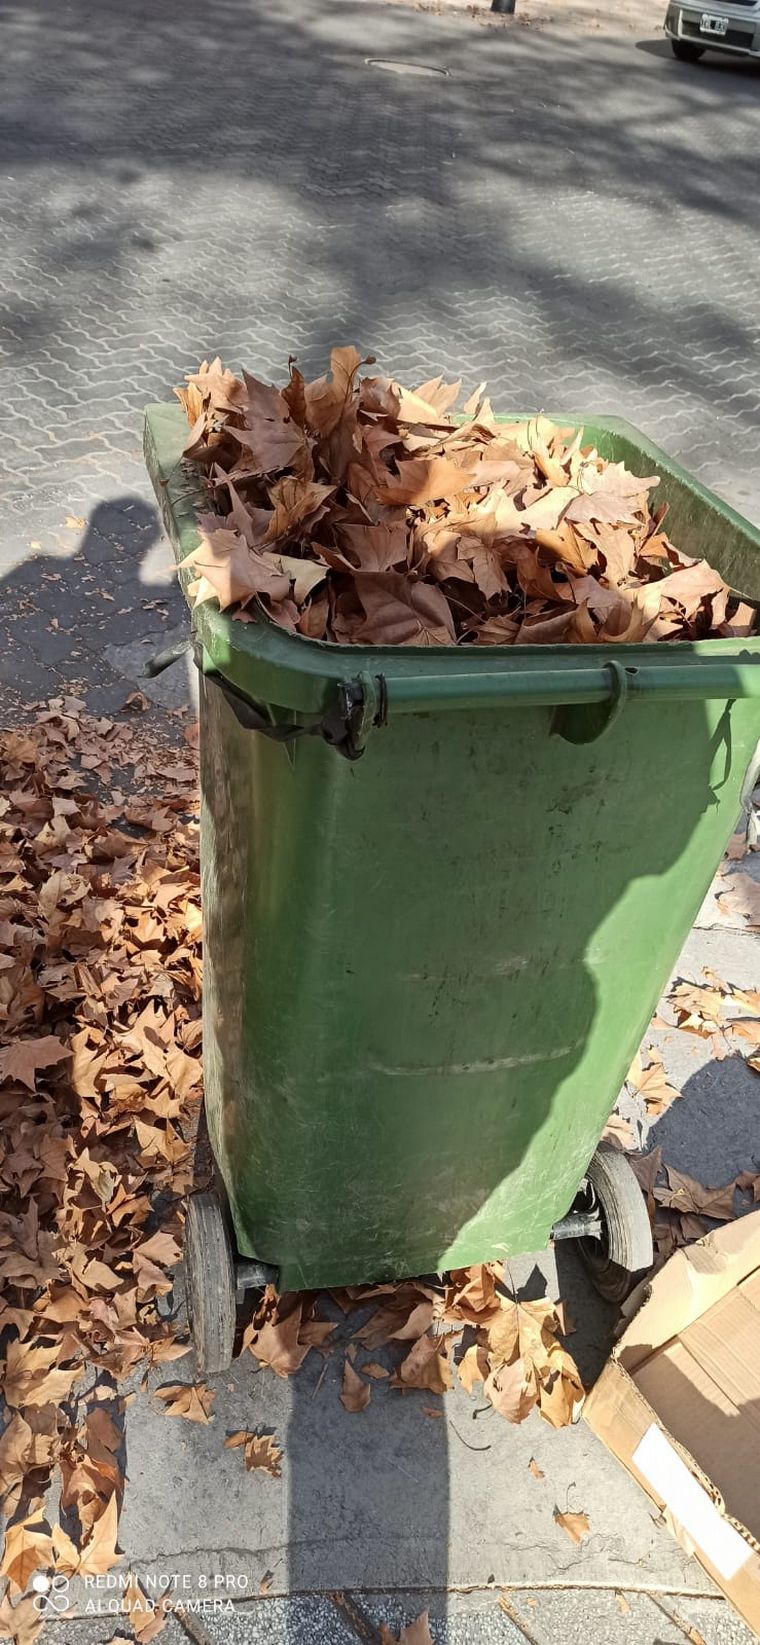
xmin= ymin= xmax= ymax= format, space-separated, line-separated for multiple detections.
xmin=144 ymin=403 xmax=760 ymax=1371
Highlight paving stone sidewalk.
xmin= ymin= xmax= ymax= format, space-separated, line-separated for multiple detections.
xmin=3 ymin=0 xmax=760 ymax=1640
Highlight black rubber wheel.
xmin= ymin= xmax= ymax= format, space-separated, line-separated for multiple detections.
xmin=577 ymin=1145 xmax=653 ymax=1305
xmin=671 ymin=39 xmax=704 ymax=61
xmin=184 ymin=1192 xmax=237 ymax=1374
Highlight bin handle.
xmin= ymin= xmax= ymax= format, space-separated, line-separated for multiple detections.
xmin=371 ymin=656 xmax=760 ymax=717
xmin=350 ymin=656 xmax=759 ymax=744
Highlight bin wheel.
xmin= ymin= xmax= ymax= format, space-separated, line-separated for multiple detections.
xmin=576 ymin=1145 xmax=653 ymax=1304
xmin=184 ymin=1192 xmax=237 ymax=1375
xmin=671 ymin=39 xmax=704 ymax=61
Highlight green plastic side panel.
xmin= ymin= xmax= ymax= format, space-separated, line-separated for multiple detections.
xmin=145 ymin=403 xmax=760 ymax=1289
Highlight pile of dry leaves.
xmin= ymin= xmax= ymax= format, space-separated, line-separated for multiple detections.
xmin=243 ymin=1265 xmax=583 ymax=1428
xmin=175 ymin=348 xmax=756 ymax=646
xmin=0 ymin=704 xmax=202 ymax=1644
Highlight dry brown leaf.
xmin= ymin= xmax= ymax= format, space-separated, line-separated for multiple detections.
xmin=340 ymin=1358 xmax=372 ymax=1413
xmin=528 ymin=1458 xmax=545 ymax=1480
xmin=395 ymin=1334 xmax=452 ymax=1396
xmin=0 ymin=1591 xmax=44 ymax=1645
xmin=0 ymin=1035 xmax=70 ymax=1091
xmin=154 ymin=1383 xmax=215 ymax=1424
xmin=176 ymin=353 xmax=750 ymax=649
xmin=122 ymin=1574 xmax=169 ymax=1643
xmin=224 ymin=1431 xmax=283 ymax=1476
xmin=456 ymin=1341 xmax=490 ymax=1396
xmin=1 ymin=1515 xmax=54 ymax=1595
xmin=553 ymin=1507 xmax=590 ymax=1545
xmin=362 ymin=1361 xmax=390 ymax=1380
xmin=655 ymin=1168 xmax=736 ymax=1221
xmin=483 ymin=1357 xmax=535 ymax=1424
xmin=626 ymin=1048 xmax=680 ymax=1115
xmin=379 ymin=1613 xmax=434 ymax=1645
xmin=76 ymin=1492 xmax=121 ymax=1576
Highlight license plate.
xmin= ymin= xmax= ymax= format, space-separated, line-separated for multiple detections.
xmin=699 ymin=12 xmax=729 ymax=32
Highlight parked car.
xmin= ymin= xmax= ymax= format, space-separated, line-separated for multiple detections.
xmin=664 ymin=0 xmax=760 ymax=61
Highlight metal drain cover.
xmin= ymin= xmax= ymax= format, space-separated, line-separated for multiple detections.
xmin=366 ymin=58 xmax=450 ymax=77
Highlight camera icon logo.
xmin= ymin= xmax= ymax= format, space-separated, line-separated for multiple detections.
xmin=31 ymin=1573 xmax=70 ymax=1616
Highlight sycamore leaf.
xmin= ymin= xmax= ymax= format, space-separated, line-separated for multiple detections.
xmin=340 ymin=1359 xmax=372 ymax=1413
xmin=654 ymin=1169 xmax=736 ymax=1221
xmin=483 ymin=1357 xmax=536 ymax=1424
xmin=353 ymin=573 xmax=456 ymax=646
xmin=174 ymin=352 xmax=749 ymax=650
xmin=1 ymin=1516 xmax=54 ymax=1595
xmin=375 ymin=457 xmax=476 ymax=506
xmin=154 ymin=1383 xmax=215 ymax=1424
xmin=76 ymin=1492 xmax=121 ymax=1576
xmin=626 ymin=1048 xmax=680 ymax=1116
xmin=122 ymin=1574 xmax=169 ymax=1643
xmin=228 ymin=409 xmax=305 ymax=477
xmin=243 ymin=1295 xmax=312 ymax=1377
xmin=0 ymin=1035 xmax=70 ymax=1091
xmin=553 ymin=1507 xmax=590 ymax=1544
xmin=224 ymin=1431 xmax=283 ymax=1476
xmin=456 ymin=1342 xmax=490 ymax=1395
xmin=185 ymin=528 xmax=291 ymax=609
xmin=395 ymin=1334 xmax=452 ymax=1395
xmin=0 ymin=1592 xmax=44 ymax=1645
xmin=262 ymin=479 xmax=335 ymax=545
xmin=3 ymin=1340 xmax=81 ymax=1410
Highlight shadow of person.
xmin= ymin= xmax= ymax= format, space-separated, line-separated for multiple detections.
xmin=0 ymin=496 xmax=191 ymax=721
xmin=196 ymin=663 xmax=748 ymax=1617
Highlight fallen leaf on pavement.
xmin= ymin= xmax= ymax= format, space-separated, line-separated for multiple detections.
xmin=122 ymin=1574 xmax=169 ymax=1642
xmin=553 ymin=1508 xmax=590 ymax=1545
xmin=380 ymin=1613 xmax=435 ymax=1645
xmin=340 ymin=1358 xmax=372 ymax=1413
xmin=655 ymin=1168 xmax=736 ymax=1222
xmin=0 ymin=1591 xmax=44 ymax=1645
xmin=1 ymin=1516 xmax=54 ymax=1595
xmin=154 ymin=1383 xmax=215 ymax=1424
xmin=224 ymin=1432 xmax=283 ymax=1477
xmin=626 ymin=1048 xmax=680 ymax=1116
xmin=528 ymin=1458 xmax=545 ymax=1480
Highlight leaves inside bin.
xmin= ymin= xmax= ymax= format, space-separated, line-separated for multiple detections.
xmin=174 ymin=347 xmax=757 ymax=646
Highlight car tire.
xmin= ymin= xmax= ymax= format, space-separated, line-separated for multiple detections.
xmin=671 ymin=38 xmax=705 ymax=61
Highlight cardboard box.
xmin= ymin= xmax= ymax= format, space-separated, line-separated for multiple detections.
xmin=584 ymin=1209 xmax=760 ymax=1637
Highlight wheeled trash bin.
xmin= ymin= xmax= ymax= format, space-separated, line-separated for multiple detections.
xmin=145 ymin=404 xmax=760 ymax=1372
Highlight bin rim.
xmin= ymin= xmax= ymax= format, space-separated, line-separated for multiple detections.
xmin=144 ymin=401 xmax=760 ymax=719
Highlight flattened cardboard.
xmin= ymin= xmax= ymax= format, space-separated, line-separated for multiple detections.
xmin=585 ymin=1208 xmax=760 ymax=1637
